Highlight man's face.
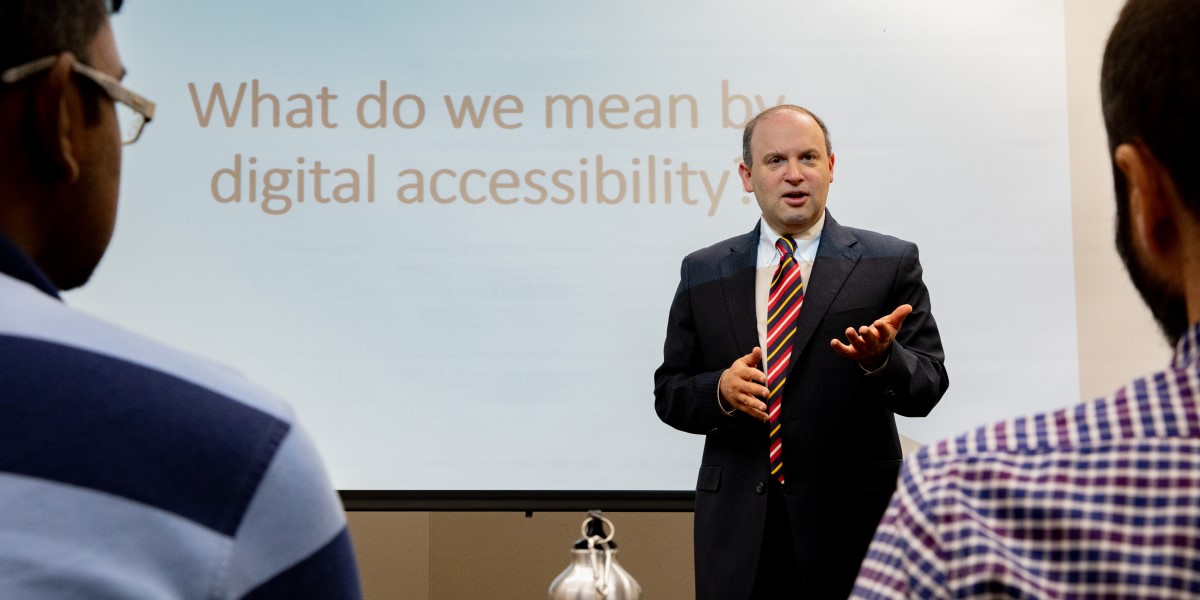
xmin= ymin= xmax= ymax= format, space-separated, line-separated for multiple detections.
xmin=739 ymin=110 xmax=834 ymax=236
xmin=1115 ymin=176 xmax=1189 ymax=346
xmin=48 ymin=19 xmax=123 ymax=290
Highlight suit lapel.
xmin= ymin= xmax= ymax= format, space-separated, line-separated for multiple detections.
xmin=789 ymin=212 xmax=860 ymax=360
xmin=720 ymin=223 xmax=760 ymax=354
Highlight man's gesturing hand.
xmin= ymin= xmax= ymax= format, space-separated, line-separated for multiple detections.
xmin=830 ymin=304 xmax=913 ymax=370
xmin=719 ymin=347 xmax=770 ymax=422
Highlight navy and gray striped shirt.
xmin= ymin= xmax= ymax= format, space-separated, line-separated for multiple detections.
xmin=0 ymin=235 xmax=361 ymax=599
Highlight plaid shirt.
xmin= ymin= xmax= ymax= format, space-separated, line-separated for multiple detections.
xmin=852 ymin=322 xmax=1200 ymax=599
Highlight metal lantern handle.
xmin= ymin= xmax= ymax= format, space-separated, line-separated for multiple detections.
xmin=580 ymin=514 xmax=616 ymax=545
xmin=583 ymin=514 xmax=616 ymax=597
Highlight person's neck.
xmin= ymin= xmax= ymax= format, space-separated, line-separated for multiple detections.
xmin=763 ymin=214 xmax=823 ymax=241
xmin=0 ymin=177 xmax=47 ymax=262
xmin=1181 ymin=220 xmax=1200 ymax=327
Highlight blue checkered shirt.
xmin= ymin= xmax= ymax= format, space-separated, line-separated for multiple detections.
xmin=852 ymin=322 xmax=1200 ymax=599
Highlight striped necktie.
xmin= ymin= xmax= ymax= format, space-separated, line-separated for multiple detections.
xmin=766 ymin=236 xmax=804 ymax=485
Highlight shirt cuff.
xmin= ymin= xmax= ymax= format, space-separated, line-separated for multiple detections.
xmin=717 ymin=370 xmax=735 ymax=416
xmin=860 ymin=350 xmax=891 ymax=376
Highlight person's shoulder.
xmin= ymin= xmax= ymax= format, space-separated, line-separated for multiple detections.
xmin=918 ymin=360 xmax=1200 ymax=473
xmin=907 ymin=391 xmax=1121 ymax=485
xmin=1 ymin=273 xmax=291 ymax=422
xmin=681 ymin=227 xmax=758 ymax=264
xmin=0 ymin=277 xmax=357 ymax=597
xmin=845 ymin=226 xmax=912 ymax=247
xmin=834 ymin=222 xmax=917 ymax=256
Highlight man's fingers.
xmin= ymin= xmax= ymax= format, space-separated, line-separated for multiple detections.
xmin=831 ymin=327 xmax=867 ymax=358
xmin=734 ymin=394 xmax=768 ymax=421
xmin=885 ymin=304 xmax=913 ymax=328
xmin=827 ymin=305 xmax=911 ymax=364
xmin=721 ymin=352 xmax=769 ymax=418
xmin=846 ymin=327 xmax=866 ymax=347
xmin=743 ymin=408 xmax=768 ymax=422
xmin=741 ymin=400 xmax=768 ymax=419
xmin=833 ymin=326 xmax=881 ymax=359
xmin=861 ymin=324 xmax=888 ymax=347
xmin=733 ymin=378 xmax=770 ymax=403
xmin=731 ymin=363 xmax=766 ymax=384
xmin=738 ymin=346 xmax=763 ymax=366
xmin=830 ymin=337 xmax=855 ymax=358
xmin=723 ymin=382 xmax=768 ymax=420
xmin=731 ymin=347 xmax=766 ymax=383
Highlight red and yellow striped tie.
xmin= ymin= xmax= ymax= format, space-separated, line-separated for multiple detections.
xmin=766 ymin=236 xmax=803 ymax=485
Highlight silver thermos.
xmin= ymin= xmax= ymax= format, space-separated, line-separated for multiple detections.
xmin=548 ymin=511 xmax=643 ymax=599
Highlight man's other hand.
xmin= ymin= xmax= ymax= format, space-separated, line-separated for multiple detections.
xmin=830 ymin=304 xmax=912 ymax=370
xmin=719 ymin=347 xmax=770 ymax=422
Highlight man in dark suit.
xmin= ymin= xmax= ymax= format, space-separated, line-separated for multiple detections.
xmin=654 ymin=105 xmax=948 ymax=599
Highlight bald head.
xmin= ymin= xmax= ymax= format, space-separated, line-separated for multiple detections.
xmin=742 ymin=105 xmax=831 ymax=168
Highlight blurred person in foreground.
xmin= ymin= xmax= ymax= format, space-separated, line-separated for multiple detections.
xmin=852 ymin=0 xmax=1200 ymax=597
xmin=0 ymin=1 xmax=362 ymax=597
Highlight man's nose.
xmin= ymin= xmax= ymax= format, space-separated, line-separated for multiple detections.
xmin=783 ymin=160 xmax=804 ymax=182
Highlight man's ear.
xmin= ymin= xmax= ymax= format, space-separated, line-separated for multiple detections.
xmin=31 ymin=52 xmax=81 ymax=183
xmin=1115 ymin=142 xmax=1181 ymax=262
xmin=739 ymin=161 xmax=753 ymax=193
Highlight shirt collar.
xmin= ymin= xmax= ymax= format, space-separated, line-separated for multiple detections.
xmin=1172 ymin=321 xmax=1200 ymax=371
xmin=757 ymin=213 xmax=825 ymax=268
xmin=0 ymin=233 xmax=62 ymax=300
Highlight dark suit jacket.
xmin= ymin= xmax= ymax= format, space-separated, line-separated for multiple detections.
xmin=654 ymin=212 xmax=948 ymax=599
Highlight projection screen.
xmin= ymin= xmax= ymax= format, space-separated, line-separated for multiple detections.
xmin=68 ymin=0 xmax=1079 ymax=496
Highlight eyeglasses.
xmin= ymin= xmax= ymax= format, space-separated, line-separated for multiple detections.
xmin=1 ymin=55 xmax=155 ymax=145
